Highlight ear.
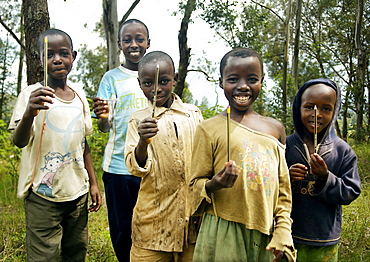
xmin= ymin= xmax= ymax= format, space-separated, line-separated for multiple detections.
xmin=117 ymin=40 xmax=122 ymax=50
xmin=261 ymin=76 xmax=264 ymax=84
xmin=173 ymin=72 xmax=178 ymax=87
xmin=147 ymin=39 xmax=151 ymax=49
xmin=72 ymin=51 xmax=77 ymax=61
xmin=219 ymin=77 xmax=224 ymax=89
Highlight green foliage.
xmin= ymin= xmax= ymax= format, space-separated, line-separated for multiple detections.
xmin=0 ymin=120 xmax=21 ymax=203
xmin=71 ymin=44 xmax=107 ymax=98
xmin=198 ymin=104 xmax=224 ymax=119
xmin=340 ymin=183 xmax=370 ymax=261
xmin=0 ymin=37 xmax=17 ymax=122
xmin=87 ymin=118 xmax=108 ymax=181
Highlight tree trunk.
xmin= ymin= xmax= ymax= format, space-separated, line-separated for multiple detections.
xmin=103 ymin=0 xmax=119 ymax=71
xmin=354 ymin=0 xmax=365 ymax=142
xmin=281 ymin=0 xmax=292 ymax=124
xmin=17 ymin=14 xmax=25 ymax=94
xmin=174 ymin=0 xmax=196 ymax=99
xmin=342 ymin=95 xmax=348 ymax=141
xmin=291 ymin=0 xmax=302 ymax=91
xmin=22 ymin=0 xmax=49 ymax=85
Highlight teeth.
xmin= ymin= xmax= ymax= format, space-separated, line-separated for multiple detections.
xmin=131 ymin=52 xmax=140 ymax=56
xmin=234 ymin=96 xmax=250 ymax=103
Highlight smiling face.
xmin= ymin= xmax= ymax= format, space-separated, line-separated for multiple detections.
xmin=119 ymin=22 xmax=150 ymax=70
xmin=138 ymin=60 xmax=176 ymax=108
xmin=42 ymin=34 xmax=75 ymax=80
xmin=300 ymin=83 xmax=337 ymax=135
xmin=220 ymin=56 xmax=263 ymax=113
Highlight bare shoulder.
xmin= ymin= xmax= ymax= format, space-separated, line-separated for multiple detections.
xmin=249 ymin=114 xmax=286 ymax=144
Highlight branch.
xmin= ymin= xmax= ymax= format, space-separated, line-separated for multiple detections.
xmin=119 ymin=0 xmax=140 ymax=25
xmin=0 ymin=16 xmax=25 ymax=50
xmin=187 ymin=69 xmax=218 ymax=82
xmin=250 ymin=0 xmax=284 ymax=24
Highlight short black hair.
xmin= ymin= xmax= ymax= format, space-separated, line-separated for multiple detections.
xmin=118 ymin=19 xmax=149 ymax=42
xmin=138 ymin=51 xmax=174 ymax=77
xmin=220 ymin=48 xmax=263 ymax=77
xmin=36 ymin=28 xmax=73 ymax=55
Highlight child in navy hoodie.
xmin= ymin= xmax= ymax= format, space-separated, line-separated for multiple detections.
xmin=286 ymin=78 xmax=361 ymax=261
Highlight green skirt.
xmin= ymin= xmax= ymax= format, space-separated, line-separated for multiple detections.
xmin=193 ymin=213 xmax=274 ymax=262
xmin=295 ymin=243 xmax=338 ymax=262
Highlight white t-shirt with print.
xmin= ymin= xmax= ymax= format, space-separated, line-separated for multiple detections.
xmin=9 ymin=83 xmax=93 ymax=202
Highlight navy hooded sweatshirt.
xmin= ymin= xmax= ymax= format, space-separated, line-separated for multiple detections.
xmin=285 ymin=78 xmax=361 ymax=246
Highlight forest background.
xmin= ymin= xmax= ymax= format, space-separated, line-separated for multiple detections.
xmin=0 ymin=0 xmax=369 ymax=261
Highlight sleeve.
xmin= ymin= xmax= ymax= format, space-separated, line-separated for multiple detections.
xmin=124 ymin=115 xmax=153 ymax=177
xmin=314 ymin=145 xmax=361 ymax=205
xmin=268 ymin=145 xmax=296 ymax=262
xmin=8 ymin=84 xmax=39 ymax=130
xmin=188 ymin=123 xmax=214 ymax=216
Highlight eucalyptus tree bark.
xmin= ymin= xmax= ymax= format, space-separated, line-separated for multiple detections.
xmin=103 ymin=0 xmax=119 ymax=71
xmin=354 ymin=0 xmax=365 ymax=142
xmin=174 ymin=0 xmax=196 ymax=99
xmin=17 ymin=16 xmax=25 ymax=94
xmin=281 ymin=0 xmax=293 ymax=124
xmin=291 ymin=0 xmax=302 ymax=91
xmin=22 ymin=0 xmax=49 ymax=85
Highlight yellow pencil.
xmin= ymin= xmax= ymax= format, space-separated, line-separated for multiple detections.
xmin=314 ymin=105 xmax=318 ymax=153
xmin=44 ymin=36 xmax=48 ymax=87
xmin=227 ymin=105 xmax=231 ymax=161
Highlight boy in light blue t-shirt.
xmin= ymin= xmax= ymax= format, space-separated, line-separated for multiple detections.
xmin=92 ymin=19 xmax=150 ymax=262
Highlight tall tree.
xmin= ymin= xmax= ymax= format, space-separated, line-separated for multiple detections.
xmin=103 ymin=0 xmax=119 ymax=70
xmin=174 ymin=0 xmax=196 ymax=98
xmin=22 ymin=0 xmax=49 ymax=85
xmin=103 ymin=0 xmax=140 ymax=70
xmin=291 ymin=0 xmax=302 ymax=91
xmin=354 ymin=0 xmax=365 ymax=141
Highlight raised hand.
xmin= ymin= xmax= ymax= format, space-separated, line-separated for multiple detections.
xmin=310 ymin=153 xmax=329 ymax=180
xmin=25 ymin=86 xmax=55 ymax=118
xmin=289 ymin=163 xmax=308 ymax=182
xmin=206 ymin=160 xmax=238 ymax=194
xmin=92 ymin=97 xmax=109 ymax=118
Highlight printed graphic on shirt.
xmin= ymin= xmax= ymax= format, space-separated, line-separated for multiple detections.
xmin=291 ymin=173 xmax=317 ymax=196
xmin=36 ymin=152 xmax=73 ymax=197
xmin=115 ymin=93 xmax=147 ymax=113
xmin=35 ymin=104 xmax=86 ymax=197
xmin=239 ymin=140 xmax=276 ymax=196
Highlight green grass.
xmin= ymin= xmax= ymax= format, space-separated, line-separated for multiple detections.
xmin=1 ymin=121 xmax=369 ymax=261
xmin=340 ymin=183 xmax=370 ymax=261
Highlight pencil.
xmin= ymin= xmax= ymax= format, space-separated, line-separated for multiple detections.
xmin=147 ymin=64 xmax=160 ymax=144
xmin=227 ymin=105 xmax=231 ymax=161
xmin=44 ymin=36 xmax=48 ymax=87
xmin=314 ymin=105 xmax=318 ymax=153
xmin=152 ymin=64 xmax=160 ymax=118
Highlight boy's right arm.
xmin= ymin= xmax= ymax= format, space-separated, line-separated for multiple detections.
xmin=92 ymin=97 xmax=111 ymax=132
xmin=13 ymin=87 xmax=54 ymax=148
xmin=135 ymin=117 xmax=158 ymax=167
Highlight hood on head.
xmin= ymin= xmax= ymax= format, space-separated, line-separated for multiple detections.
xmin=292 ymin=78 xmax=341 ymax=142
